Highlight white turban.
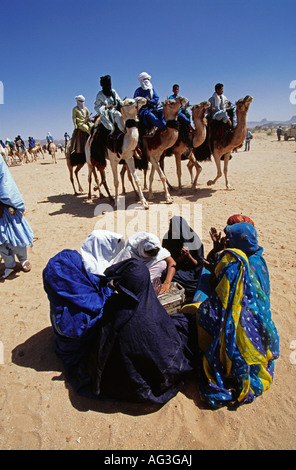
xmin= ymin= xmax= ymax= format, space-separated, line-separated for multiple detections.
xmin=137 ymin=72 xmax=153 ymax=98
xmin=75 ymin=94 xmax=86 ymax=113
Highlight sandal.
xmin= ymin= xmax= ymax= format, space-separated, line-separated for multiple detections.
xmin=22 ymin=260 xmax=32 ymax=272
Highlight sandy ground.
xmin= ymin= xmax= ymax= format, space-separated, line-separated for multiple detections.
xmin=0 ymin=132 xmax=295 ymax=450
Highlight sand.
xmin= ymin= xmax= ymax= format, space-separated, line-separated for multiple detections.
xmin=0 ymin=132 xmax=295 ymax=450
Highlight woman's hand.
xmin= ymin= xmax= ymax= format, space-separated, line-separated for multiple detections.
xmin=158 ymin=282 xmax=171 ymax=295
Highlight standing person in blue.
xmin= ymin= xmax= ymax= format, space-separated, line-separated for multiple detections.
xmin=64 ymin=131 xmax=70 ymax=150
xmin=0 ymin=155 xmax=34 ymax=279
xmin=244 ymin=128 xmax=253 ymax=151
xmin=133 ymin=72 xmax=166 ymax=131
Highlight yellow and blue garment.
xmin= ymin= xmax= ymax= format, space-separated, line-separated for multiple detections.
xmin=196 ymin=248 xmax=279 ymax=408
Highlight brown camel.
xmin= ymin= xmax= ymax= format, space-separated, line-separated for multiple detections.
xmin=65 ymin=140 xmax=109 ymax=199
xmin=163 ymin=100 xmax=210 ymax=193
xmin=48 ymin=141 xmax=57 ymax=164
xmin=142 ymin=96 xmax=187 ymax=204
xmin=192 ymin=95 xmax=253 ymax=190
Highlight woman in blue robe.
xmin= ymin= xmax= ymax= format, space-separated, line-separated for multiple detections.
xmin=185 ymin=222 xmax=280 ymax=408
xmin=43 ymin=252 xmax=195 ymax=404
xmin=0 ymin=155 xmax=34 ymax=279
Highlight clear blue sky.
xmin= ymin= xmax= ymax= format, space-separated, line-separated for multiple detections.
xmin=0 ymin=0 xmax=295 ymax=140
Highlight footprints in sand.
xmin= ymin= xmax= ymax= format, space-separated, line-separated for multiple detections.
xmin=0 ymin=382 xmax=43 ymax=449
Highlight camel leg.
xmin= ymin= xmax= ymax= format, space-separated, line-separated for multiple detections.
xmin=160 ymin=157 xmax=174 ymax=191
xmin=143 ymin=169 xmax=148 ymax=190
xmin=222 ymin=152 xmax=233 ymax=190
xmin=148 ymin=158 xmax=173 ymax=204
xmin=87 ymin=163 xmax=93 ymax=199
xmin=174 ymin=153 xmax=183 ymax=194
xmin=100 ymin=168 xmax=114 ymax=202
xmin=126 ymin=158 xmax=149 ymax=209
xmin=74 ymin=164 xmax=84 ymax=192
xmin=109 ymin=157 xmax=120 ymax=208
xmin=120 ymin=165 xmax=127 ymax=194
xmin=188 ymin=152 xmax=202 ymax=189
xmin=207 ymin=154 xmax=222 ymax=186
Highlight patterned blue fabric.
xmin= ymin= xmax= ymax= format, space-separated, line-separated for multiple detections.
xmin=197 ymin=247 xmax=280 ymax=408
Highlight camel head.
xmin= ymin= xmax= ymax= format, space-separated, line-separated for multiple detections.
xmin=235 ymin=95 xmax=253 ymax=113
xmin=120 ymin=97 xmax=147 ymax=120
xmin=162 ymin=96 xmax=188 ymax=121
xmin=191 ymin=101 xmax=210 ymax=121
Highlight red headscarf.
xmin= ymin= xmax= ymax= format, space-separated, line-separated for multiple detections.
xmin=227 ymin=214 xmax=255 ymax=227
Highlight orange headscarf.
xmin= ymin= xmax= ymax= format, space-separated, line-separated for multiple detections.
xmin=226 ymin=214 xmax=255 ymax=226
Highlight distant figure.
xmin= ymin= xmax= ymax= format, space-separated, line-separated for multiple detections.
xmin=28 ymin=137 xmax=35 ymax=150
xmin=276 ymin=126 xmax=282 ymax=141
xmin=64 ymin=132 xmax=70 ymax=149
xmin=245 ymin=129 xmax=253 ymax=151
xmin=46 ymin=132 xmax=54 ymax=152
xmin=14 ymin=135 xmax=25 ymax=150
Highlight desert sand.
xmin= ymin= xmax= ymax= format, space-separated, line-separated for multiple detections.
xmin=0 ymin=132 xmax=295 ymax=450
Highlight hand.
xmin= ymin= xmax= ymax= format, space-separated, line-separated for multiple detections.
xmin=158 ymin=282 xmax=171 ymax=295
xmin=180 ymin=247 xmax=190 ymax=258
xmin=209 ymin=227 xmax=221 ymax=245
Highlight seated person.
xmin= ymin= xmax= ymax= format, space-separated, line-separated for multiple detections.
xmin=162 ymin=216 xmax=204 ymax=300
xmin=183 ymin=217 xmax=280 ymax=409
xmin=208 ymin=83 xmax=233 ymax=127
xmin=14 ymin=135 xmax=25 ymax=150
xmin=28 ymin=137 xmax=35 ymax=150
xmin=116 ymin=231 xmax=176 ymax=294
xmin=94 ymin=75 xmax=125 ymax=134
xmin=43 ymin=252 xmax=195 ymax=404
xmin=169 ymin=83 xmax=191 ymax=130
xmin=70 ymin=94 xmax=93 ymax=164
xmin=134 ymin=72 xmax=166 ymax=131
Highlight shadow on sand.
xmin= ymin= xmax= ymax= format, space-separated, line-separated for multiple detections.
xmin=11 ymin=326 xmax=206 ymax=415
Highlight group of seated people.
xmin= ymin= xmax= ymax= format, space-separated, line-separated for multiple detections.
xmin=43 ymin=215 xmax=280 ymax=409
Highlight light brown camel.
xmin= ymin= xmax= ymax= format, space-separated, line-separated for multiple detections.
xmin=48 ymin=141 xmax=57 ymax=164
xmin=163 ymin=100 xmax=210 ymax=193
xmin=15 ymin=140 xmax=30 ymax=164
xmin=204 ymin=95 xmax=253 ymax=190
xmin=142 ymin=96 xmax=187 ymax=204
xmin=86 ymin=97 xmax=148 ymax=209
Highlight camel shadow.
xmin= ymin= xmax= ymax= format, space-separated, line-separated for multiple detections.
xmin=37 ymin=193 xmax=108 ymax=219
xmin=11 ymin=326 xmax=207 ymax=415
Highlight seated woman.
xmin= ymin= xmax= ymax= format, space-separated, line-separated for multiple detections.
xmin=43 ymin=252 xmax=195 ymax=404
xmin=116 ymin=231 xmax=176 ymax=295
xmin=183 ymin=219 xmax=280 ymax=408
xmin=162 ymin=216 xmax=204 ymax=301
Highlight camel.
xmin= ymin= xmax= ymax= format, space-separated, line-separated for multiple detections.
xmin=141 ymin=96 xmax=187 ymax=204
xmin=86 ymin=96 xmax=148 ymax=209
xmin=28 ymin=143 xmax=45 ymax=161
xmin=193 ymin=95 xmax=253 ymax=190
xmin=48 ymin=141 xmax=57 ymax=163
xmin=15 ymin=141 xmax=30 ymax=164
xmin=65 ymin=139 xmax=111 ymax=199
xmin=163 ymin=100 xmax=210 ymax=193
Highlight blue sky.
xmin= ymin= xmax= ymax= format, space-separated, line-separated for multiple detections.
xmin=0 ymin=0 xmax=295 ymax=140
